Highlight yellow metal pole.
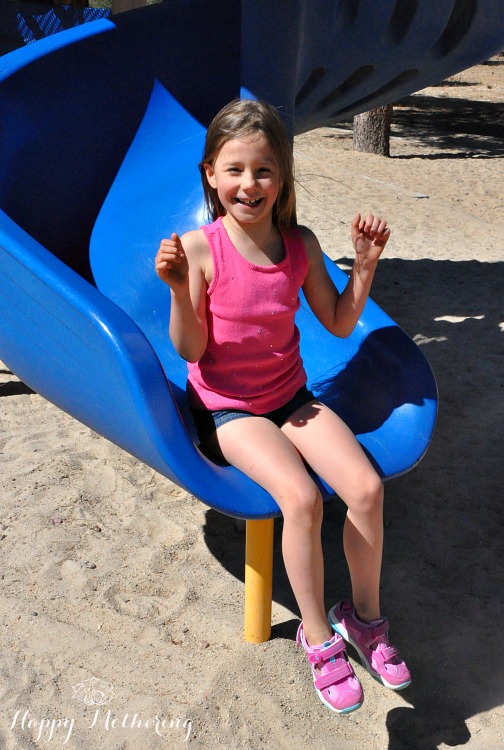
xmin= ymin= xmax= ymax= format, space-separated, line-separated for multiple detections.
xmin=244 ymin=518 xmax=274 ymax=643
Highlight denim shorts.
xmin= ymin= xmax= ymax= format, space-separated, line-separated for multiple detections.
xmin=191 ymin=385 xmax=316 ymax=446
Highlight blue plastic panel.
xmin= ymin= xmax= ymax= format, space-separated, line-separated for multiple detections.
xmin=2 ymin=1 xmax=502 ymax=517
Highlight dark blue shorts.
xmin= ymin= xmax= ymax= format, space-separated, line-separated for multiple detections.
xmin=191 ymin=385 xmax=316 ymax=446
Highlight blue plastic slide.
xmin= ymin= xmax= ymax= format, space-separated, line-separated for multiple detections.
xmin=1 ymin=1 xmax=503 ymax=518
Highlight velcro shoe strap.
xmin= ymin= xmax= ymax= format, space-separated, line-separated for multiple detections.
xmin=314 ymin=661 xmax=353 ymax=691
xmin=381 ymin=645 xmax=399 ymax=662
xmin=306 ymin=638 xmax=345 ymax=665
xmin=368 ymin=619 xmax=389 ymax=642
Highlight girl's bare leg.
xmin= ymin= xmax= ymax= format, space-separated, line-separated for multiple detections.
xmin=208 ymin=417 xmax=333 ymax=646
xmin=281 ymin=400 xmax=384 ymax=623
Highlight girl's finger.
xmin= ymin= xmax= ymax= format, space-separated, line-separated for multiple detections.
xmin=364 ymin=213 xmax=375 ymax=230
xmin=352 ymin=213 xmax=362 ymax=230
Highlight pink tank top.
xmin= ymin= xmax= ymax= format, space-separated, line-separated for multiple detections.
xmin=187 ymin=217 xmax=309 ymax=414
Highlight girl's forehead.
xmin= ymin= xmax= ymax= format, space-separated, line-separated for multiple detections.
xmin=216 ymin=134 xmax=276 ymax=162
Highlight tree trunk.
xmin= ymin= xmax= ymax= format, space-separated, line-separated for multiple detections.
xmin=353 ymin=104 xmax=393 ymax=157
xmin=112 ymin=0 xmax=150 ymax=14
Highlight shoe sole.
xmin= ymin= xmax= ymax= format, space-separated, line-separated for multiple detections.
xmin=328 ymin=607 xmax=412 ymax=692
xmin=315 ymin=684 xmax=363 ymax=714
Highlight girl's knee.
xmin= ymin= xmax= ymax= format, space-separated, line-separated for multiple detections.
xmin=351 ymin=472 xmax=384 ymax=515
xmin=280 ymin=482 xmax=323 ymax=526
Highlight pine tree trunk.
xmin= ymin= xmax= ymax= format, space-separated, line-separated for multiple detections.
xmin=353 ymin=105 xmax=393 ymax=157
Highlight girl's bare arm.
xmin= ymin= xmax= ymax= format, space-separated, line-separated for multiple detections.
xmin=155 ymin=230 xmax=210 ymax=362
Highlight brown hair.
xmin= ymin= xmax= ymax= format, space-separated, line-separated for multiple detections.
xmin=199 ymin=99 xmax=297 ymax=229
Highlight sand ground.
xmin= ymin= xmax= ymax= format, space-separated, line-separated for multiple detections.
xmin=1 ymin=56 xmax=503 ymax=749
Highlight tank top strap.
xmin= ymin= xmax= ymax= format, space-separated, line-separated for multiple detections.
xmin=201 ymin=216 xmax=234 ymax=295
xmin=280 ymin=224 xmax=309 ymax=280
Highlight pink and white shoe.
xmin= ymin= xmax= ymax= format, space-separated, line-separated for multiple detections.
xmin=296 ymin=622 xmax=363 ymax=713
xmin=328 ymin=599 xmax=411 ymax=690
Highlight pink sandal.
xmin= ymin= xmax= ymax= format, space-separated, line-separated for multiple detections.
xmin=328 ymin=599 xmax=411 ymax=690
xmin=296 ymin=622 xmax=363 ymax=713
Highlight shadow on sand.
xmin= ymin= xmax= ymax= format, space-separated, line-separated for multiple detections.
xmin=391 ymin=57 xmax=504 ymax=160
xmin=204 ymin=257 xmax=504 ymax=749
xmin=330 ymin=57 xmax=504 ymax=161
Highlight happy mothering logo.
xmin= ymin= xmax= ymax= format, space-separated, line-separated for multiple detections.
xmin=9 ymin=676 xmax=193 ymax=744
xmin=72 ymin=676 xmax=116 ymax=706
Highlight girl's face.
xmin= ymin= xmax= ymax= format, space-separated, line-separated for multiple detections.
xmin=204 ymin=135 xmax=281 ymax=227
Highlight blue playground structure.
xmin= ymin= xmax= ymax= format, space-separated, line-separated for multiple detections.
xmin=0 ymin=0 xmax=110 ymax=55
xmin=1 ymin=0 xmax=503 ymax=640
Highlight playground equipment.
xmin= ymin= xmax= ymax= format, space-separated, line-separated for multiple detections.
xmin=0 ymin=0 xmax=110 ymax=55
xmin=1 ymin=0 xmax=503 ymax=642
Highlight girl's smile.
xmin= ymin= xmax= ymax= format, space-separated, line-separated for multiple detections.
xmin=234 ymin=197 xmax=263 ymax=206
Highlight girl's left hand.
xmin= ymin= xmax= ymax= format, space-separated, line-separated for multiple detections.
xmin=351 ymin=213 xmax=390 ymax=264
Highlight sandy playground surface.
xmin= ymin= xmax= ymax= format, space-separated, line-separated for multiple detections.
xmin=0 ymin=55 xmax=503 ymax=750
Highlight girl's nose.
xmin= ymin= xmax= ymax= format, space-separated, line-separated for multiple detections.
xmin=240 ymin=170 xmax=256 ymax=190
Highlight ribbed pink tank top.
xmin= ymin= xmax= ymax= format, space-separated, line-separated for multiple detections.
xmin=187 ymin=217 xmax=309 ymax=414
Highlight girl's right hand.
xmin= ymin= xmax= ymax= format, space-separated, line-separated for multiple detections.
xmin=155 ymin=233 xmax=189 ymax=292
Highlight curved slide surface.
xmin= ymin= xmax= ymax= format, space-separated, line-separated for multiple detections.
xmin=1 ymin=0 xmax=503 ymax=518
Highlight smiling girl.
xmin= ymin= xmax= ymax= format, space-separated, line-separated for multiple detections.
xmin=155 ymin=99 xmax=410 ymax=714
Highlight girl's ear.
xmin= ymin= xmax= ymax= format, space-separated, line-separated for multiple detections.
xmin=204 ymin=163 xmax=217 ymax=189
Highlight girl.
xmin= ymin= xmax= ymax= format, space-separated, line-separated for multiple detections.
xmin=155 ymin=99 xmax=410 ymax=714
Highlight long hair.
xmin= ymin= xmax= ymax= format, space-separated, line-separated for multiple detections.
xmin=199 ymin=99 xmax=297 ymax=229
